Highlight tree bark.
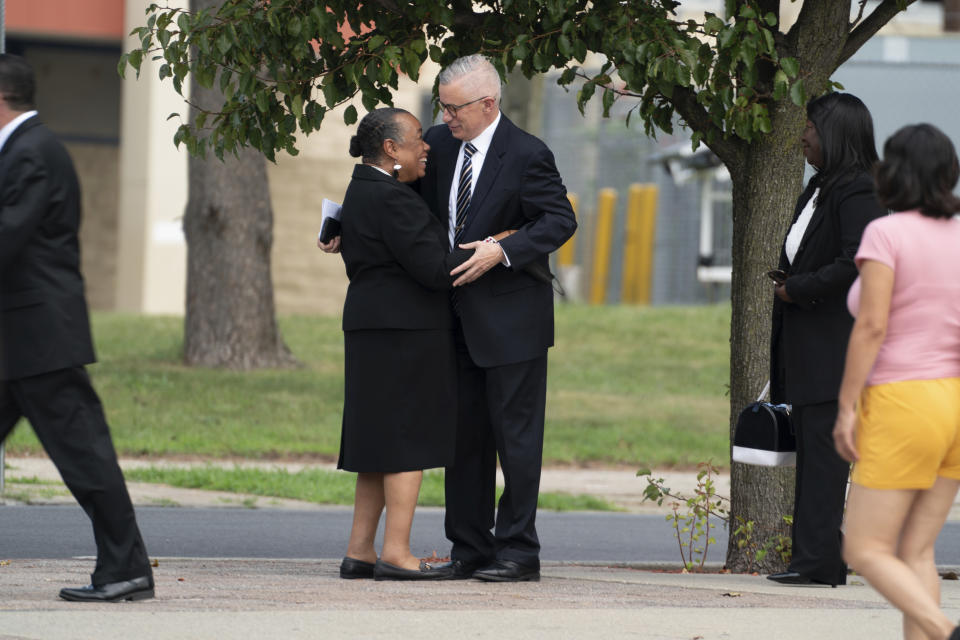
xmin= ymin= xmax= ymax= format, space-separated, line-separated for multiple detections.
xmin=183 ymin=0 xmax=296 ymax=369
xmin=946 ymin=0 xmax=960 ymax=32
xmin=724 ymin=97 xmax=806 ymax=572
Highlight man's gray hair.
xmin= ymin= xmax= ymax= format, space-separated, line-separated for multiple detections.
xmin=438 ymin=54 xmax=502 ymax=102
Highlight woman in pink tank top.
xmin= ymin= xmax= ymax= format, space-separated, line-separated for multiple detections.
xmin=834 ymin=124 xmax=960 ymax=640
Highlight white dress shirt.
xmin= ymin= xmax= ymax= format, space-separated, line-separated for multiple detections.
xmin=447 ymin=112 xmax=501 ymax=249
xmin=785 ymin=188 xmax=819 ymax=265
xmin=0 ymin=110 xmax=38 ymax=154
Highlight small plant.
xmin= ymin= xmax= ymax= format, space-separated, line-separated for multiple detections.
xmin=638 ymin=462 xmax=728 ymax=572
xmin=638 ymin=463 xmax=792 ymax=573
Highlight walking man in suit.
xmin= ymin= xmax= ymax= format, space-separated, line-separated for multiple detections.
xmin=0 ymin=54 xmax=154 ymax=602
xmin=423 ymin=55 xmax=577 ymax=582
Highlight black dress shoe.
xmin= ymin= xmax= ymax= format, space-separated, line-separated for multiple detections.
xmin=473 ymin=559 xmax=540 ymax=582
xmin=373 ymin=559 xmax=449 ymax=581
xmin=340 ymin=557 xmax=376 ymax=579
xmin=766 ymin=571 xmax=839 ymax=588
xmin=59 ymin=576 xmax=154 ymax=602
xmin=432 ymin=559 xmax=484 ymax=580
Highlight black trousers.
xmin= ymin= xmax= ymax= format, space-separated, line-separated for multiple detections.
xmin=0 ymin=366 xmax=152 ymax=586
xmin=444 ymin=321 xmax=547 ymax=568
xmin=789 ymin=400 xmax=849 ymax=585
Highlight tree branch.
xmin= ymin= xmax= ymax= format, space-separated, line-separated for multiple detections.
xmin=670 ymin=85 xmax=742 ymax=167
xmin=838 ymin=0 xmax=918 ymax=68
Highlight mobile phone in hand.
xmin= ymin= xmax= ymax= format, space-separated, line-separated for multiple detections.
xmin=767 ymin=269 xmax=787 ymax=285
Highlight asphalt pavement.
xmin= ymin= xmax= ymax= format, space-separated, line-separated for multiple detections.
xmin=0 ymin=505 xmax=729 ymax=565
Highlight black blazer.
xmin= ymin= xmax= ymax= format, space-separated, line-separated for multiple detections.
xmin=420 ymin=115 xmax=577 ymax=367
xmin=340 ymin=164 xmax=469 ymax=331
xmin=769 ymin=171 xmax=886 ymax=406
xmin=0 ymin=116 xmax=96 ymax=380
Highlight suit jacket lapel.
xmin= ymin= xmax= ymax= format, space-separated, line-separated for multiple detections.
xmin=463 ymin=116 xmax=510 ymax=239
xmin=434 ymin=134 xmax=460 ymax=230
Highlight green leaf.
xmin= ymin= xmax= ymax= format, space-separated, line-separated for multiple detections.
xmin=704 ymin=15 xmax=725 ymax=33
xmin=288 ymin=16 xmax=302 ymax=38
xmin=557 ymin=35 xmax=572 ymax=58
xmin=789 ymin=78 xmax=806 ymax=107
xmin=322 ymin=82 xmax=341 ymax=106
xmin=772 ymin=70 xmax=789 ymax=101
xmin=255 ymin=91 xmax=269 ymax=113
xmin=217 ymin=32 xmax=232 ymax=55
xmin=762 ymin=28 xmax=776 ymax=56
xmin=343 ymin=104 xmax=358 ymax=125
xmin=291 ymin=94 xmax=304 ymax=118
xmin=601 ymin=87 xmax=615 ymax=116
xmin=780 ymin=57 xmax=799 ymax=78
xmin=368 ymin=35 xmax=386 ymax=51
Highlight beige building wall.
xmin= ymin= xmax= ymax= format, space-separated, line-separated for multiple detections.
xmin=115 ymin=0 xmax=189 ymax=315
xmin=72 ymin=144 xmax=120 ymax=310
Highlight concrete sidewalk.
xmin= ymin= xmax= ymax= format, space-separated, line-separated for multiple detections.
xmin=0 ymin=557 xmax=955 ymax=639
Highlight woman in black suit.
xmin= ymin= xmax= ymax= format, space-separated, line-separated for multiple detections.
xmin=334 ymin=108 xmax=500 ymax=581
xmin=766 ymin=93 xmax=886 ymax=587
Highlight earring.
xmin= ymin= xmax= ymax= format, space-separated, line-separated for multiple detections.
xmin=392 ymin=163 xmax=401 ymax=179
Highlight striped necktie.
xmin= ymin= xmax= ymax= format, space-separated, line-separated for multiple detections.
xmin=454 ymin=142 xmax=477 ymax=246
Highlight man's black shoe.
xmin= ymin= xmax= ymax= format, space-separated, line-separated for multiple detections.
xmin=473 ymin=559 xmax=540 ymax=582
xmin=59 ymin=576 xmax=154 ymax=602
xmin=766 ymin=571 xmax=840 ymax=588
xmin=433 ymin=559 xmax=484 ymax=580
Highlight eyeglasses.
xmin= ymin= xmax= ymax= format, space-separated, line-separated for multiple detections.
xmin=436 ymin=96 xmax=489 ymax=117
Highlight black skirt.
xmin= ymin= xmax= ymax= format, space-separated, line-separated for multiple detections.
xmin=338 ymin=328 xmax=457 ymax=473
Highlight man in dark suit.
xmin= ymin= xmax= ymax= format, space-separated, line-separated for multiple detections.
xmin=0 ymin=54 xmax=154 ymax=602
xmin=422 ymin=55 xmax=577 ymax=582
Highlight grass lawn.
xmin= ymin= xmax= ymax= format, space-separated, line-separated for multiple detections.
xmin=5 ymin=304 xmax=731 ymax=469
xmin=121 ymin=466 xmax=616 ymax=511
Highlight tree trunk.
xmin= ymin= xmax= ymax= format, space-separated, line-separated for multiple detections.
xmin=183 ymin=0 xmax=296 ymax=369
xmin=724 ymin=99 xmax=806 ymax=573
xmin=946 ymin=0 xmax=960 ymax=32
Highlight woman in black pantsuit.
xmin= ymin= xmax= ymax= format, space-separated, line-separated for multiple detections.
xmin=766 ymin=93 xmax=886 ymax=587
xmin=331 ymin=108 xmax=503 ymax=581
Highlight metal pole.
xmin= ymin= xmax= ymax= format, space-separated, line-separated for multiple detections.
xmin=1 ymin=0 xmax=6 ymax=494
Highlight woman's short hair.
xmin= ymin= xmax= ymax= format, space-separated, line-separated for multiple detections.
xmin=0 ymin=54 xmax=36 ymax=112
xmin=874 ymin=124 xmax=960 ymax=219
xmin=807 ymin=92 xmax=878 ymax=198
xmin=349 ymin=108 xmax=409 ymax=163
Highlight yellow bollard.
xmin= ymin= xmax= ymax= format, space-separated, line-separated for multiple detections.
xmin=621 ymin=186 xmax=643 ymax=303
xmin=589 ymin=189 xmax=617 ymax=305
xmin=633 ymin=184 xmax=658 ymax=305
xmin=557 ymin=193 xmax=577 ymax=267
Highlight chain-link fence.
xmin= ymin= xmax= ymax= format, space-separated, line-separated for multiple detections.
xmin=539 ymin=74 xmax=732 ymax=305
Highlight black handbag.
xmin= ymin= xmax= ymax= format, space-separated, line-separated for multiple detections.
xmin=732 ymin=382 xmax=796 ymax=467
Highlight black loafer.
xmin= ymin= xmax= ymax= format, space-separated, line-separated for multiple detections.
xmin=59 ymin=576 xmax=154 ymax=602
xmin=432 ymin=559 xmax=485 ymax=580
xmin=373 ymin=559 xmax=449 ymax=581
xmin=340 ymin=557 xmax=376 ymax=579
xmin=767 ymin=571 xmax=839 ymax=588
xmin=473 ymin=559 xmax=540 ymax=582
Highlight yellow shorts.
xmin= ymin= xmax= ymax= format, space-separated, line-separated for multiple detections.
xmin=852 ymin=377 xmax=960 ymax=490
